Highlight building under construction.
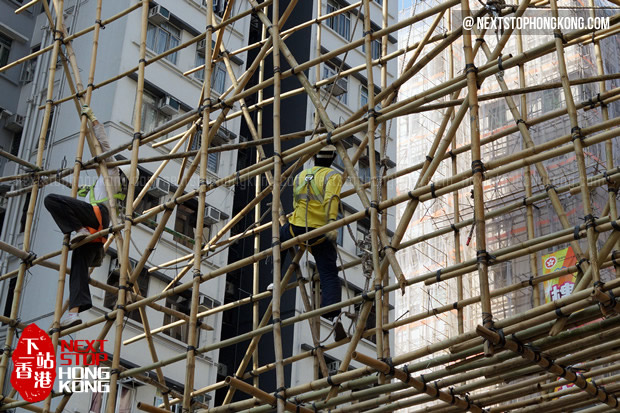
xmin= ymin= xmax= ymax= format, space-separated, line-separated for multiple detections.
xmin=0 ymin=0 xmax=619 ymax=412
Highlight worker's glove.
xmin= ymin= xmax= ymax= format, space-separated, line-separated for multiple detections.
xmin=325 ymin=229 xmax=338 ymax=243
xmin=81 ymin=105 xmax=97 ymax=122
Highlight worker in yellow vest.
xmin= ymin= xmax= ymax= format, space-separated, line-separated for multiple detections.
xmin=279 ymin=145 xmax=346 ymax=341
xmin=44 ymin=105 xmax=130 ymax=330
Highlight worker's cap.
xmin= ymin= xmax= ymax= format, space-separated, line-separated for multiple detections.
xmin=316 ymin=145 xmax=337 ymax=159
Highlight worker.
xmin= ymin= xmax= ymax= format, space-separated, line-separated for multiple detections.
xmin=44 ymin=105 xmax=130 ymax=330
xmin=278 ymin=145 xmax=346 ymax=341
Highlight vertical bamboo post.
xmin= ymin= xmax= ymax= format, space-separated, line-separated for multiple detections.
xmin=461 ymin=0 xmax=493 ymax=356
xmin=380 ymin=0 xmax=390 ymax=358
xmin=254 ymin=22 xmax=267 ymax=389
xmin=362 ymin=0 xmax=384 ymax=367
xmin=0 ymin=0 xmax=65 ymax=391
xmin=313 ymin=0 xmax=323 ymax=378
xmin=183 ymin=1 xmax=214 ymax=410
xmin=548 ymin=0 xmax=602 ymax=336
xmin=589 ymin=0 xmax=619 ymax=276
xmin=447 ymin=9 xmax=464 ymax=335
xmin=517 ymin=27 xmax=540 ymax=307
xmin=44 ymin=0 xmax=103 ymax=411
xmin=105 ymin=1 xmax=149 ymax=411
xmin=270 ymin=0 xmax=287 ymax=411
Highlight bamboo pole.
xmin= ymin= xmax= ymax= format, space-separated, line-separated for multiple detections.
xmin=105 ymin=2 xmax=149 ymax=411
xmin=270 ymin=0 xmax=287 ymax=411
xmin=0 ymin=0 xmax=66 ymax=391
xmin=352 ymin=351 xmax=486 ymax=413
xmin=477 ymin=325 xmax=620 ymax=411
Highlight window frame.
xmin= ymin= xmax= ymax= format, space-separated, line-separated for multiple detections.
xmin=146 ymin=21 xmax=181 ymax=65
xmin=325 ymin=0 xmax=351 ymax=40
xmin=0 ymin=33 xmax=11 ymax=67
xmin=323 ymin=62 xmax=348 ymax=104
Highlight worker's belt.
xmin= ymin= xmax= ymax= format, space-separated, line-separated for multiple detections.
xmin=85 ymin=205 xmax=107 ymax=244
xmin=289 ymin=224 xmax=326 ymax=248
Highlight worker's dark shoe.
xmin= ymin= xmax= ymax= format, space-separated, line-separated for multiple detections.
xmin=70 ymin=228 xmax=90 ymax=245
xmin=333 ymin=320 xmax=347 ymax=342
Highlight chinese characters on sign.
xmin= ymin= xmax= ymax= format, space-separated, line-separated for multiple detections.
xmin=10 ymin=324 xmax=56 ymax=403
xmin=542 ymin=247 xmax=576 ymax=303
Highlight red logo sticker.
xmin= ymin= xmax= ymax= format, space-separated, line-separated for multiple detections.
xmin=10 ymin=324 xmax=56 ymax=403
xmin=544 ymin=256 xmax=557 ymax=269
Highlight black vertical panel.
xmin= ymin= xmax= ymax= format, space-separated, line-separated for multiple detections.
xmin=216 ymin=0 xmax=313 ymax=405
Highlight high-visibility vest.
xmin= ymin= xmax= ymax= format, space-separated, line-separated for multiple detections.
xmin=77 ymin=184 xmax=125 ymax=244
xmin=292 ymin=166 xmax=339 ymax=204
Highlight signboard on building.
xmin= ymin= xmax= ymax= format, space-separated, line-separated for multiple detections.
xmin=542 ymin=247 xmax=577 ymax=303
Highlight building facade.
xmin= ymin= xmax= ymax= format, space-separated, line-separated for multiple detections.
xmin=395 ymin=1 xmax=620 ymax=409
xmin=0 ymin=0 xmax=398 ymax=411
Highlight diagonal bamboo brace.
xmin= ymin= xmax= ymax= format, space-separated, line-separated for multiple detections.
xmin=225 ymin=377 xmax=313 ymax=413
xmin=476 ymin=325 xmax=620 ymax=411
xmin=352 ymin=351 xmax=487 ymax=413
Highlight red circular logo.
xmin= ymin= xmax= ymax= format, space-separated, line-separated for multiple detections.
xmin=544 ymin=256 xmax=557 ymax=269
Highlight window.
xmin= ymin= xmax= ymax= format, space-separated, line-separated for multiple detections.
xmin=190 ymin=130 xmax=222 ymax=174
xmin=154 ymin=394 xmax=182 ymax=413
xmin=354 ymin=301 xmax=376 ymax=343
xmin=20 ymin=45 xmax=39 ymax=83
xmin=195 ymin=52 xmax=205 ymax=81
xmin=134 ymin=173 xmax=163 ymax=229
xmin=213 ymin=0 xmax=228 ymax=17
xmin=542 ymin=88 xmax=561 ymax=113
xmin=326 ymin=0 xmax=351 ymax=39
xmin=0 ymin=33 xmax=11 ymax=67
xmin=336 ymin=212 xmax=344 ymax=246
xmin=174 ymin=203 xmax=197 ymax=248
xmin=332 ymin=153 xmax=345 ymax=172
xmin=140 ymin=91 xmax=171 ymax=133
xmin=195 ymin=52 xmax=226 ymax=94
xmin=362 ymin=39 xmax=381 ymax=60
xmin=487 ymin=104 xmax=507 ymax=131
xmin=360 ymin=86 xmax=368 ymax=108
xmin=212 ymin=61 xmax=227 ymax=93
xmin=89 ymin=392 xmax=105 ymax=413
xmin=323 ymin=62 xmax=348 ymax=104
xmin=147 ymin=21 xmax=181 ymax=64
xmin=356 ymin=220 xmax=369 ymax=257
xmin=104 ymin=259 xmax=150 ymax=324
xmin=163 ymin=295 xmax=200 ymax=343
xmin=358 ymin=158 xmax=371 ymax=183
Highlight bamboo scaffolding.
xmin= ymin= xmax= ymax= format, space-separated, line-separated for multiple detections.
xmin=2 ymin=1 xmax=620 ymax=412
xmin=477 ymin=325 xmax=620 ymax=411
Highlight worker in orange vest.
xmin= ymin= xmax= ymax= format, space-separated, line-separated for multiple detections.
xmin=44 ymin=105 xmax=130 ymax=330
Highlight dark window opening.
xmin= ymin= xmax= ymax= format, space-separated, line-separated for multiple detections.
xmin=104 ymin=259 xmax=150 ymax=324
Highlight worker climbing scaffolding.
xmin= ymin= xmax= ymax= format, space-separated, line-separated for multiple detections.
xmin=278 ymin=145 xmax=347 ymax=341
xmin=43 ymin=105 xmax=131 ymax=330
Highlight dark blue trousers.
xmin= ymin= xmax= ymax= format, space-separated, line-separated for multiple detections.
xmin=280 ymin=222 xmax=341 ymax=319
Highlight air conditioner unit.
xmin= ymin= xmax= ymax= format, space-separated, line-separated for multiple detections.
xmin=147 ymin=178 xmax=170 ymax=198
xmin=216 ymin=127 xmax=232 ymax=142
xmin=158 ymin=95 xmax=180 ymax=115
xmin=5 ymin=114 xmax=24 ymax=132
xmin=217 ymin=363 xmax=227 ymax=377
xmin=204 ymin=206 xmax=221 ymax=224
xmin=197 ymin=39 xmax=207 ymax=54
xmin=0 ymin=196 xmax=7 ymax=213
xmin=325 ymin=77 xmax=347 ymax=97
xmin=148 ymin=5 xmax=170 ymax=24
xmin=327 ymin=360 xmax=341 ymax=375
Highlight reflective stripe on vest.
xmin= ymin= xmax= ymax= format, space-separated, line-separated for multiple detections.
xmin=293 ymin=167 xmax=336 ymax=204
xmin=85 ymin=205 xmax=106 ymax=244
xmin=77 ymin=183 xmax=125 ymax=206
